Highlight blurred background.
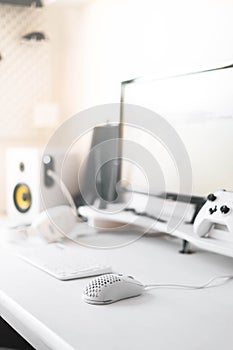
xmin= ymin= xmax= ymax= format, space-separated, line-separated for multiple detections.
xmin=1 ymin=0 xmax=233 ymax=215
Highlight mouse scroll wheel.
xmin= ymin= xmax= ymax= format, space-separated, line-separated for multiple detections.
xmin=127 ymin=275 xmax=134 ymax=279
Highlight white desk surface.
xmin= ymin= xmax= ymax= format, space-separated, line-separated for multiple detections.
xmin=0 ymin=231 xmax=233 ymax=350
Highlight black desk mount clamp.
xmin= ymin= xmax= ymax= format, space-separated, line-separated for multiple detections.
xmin=179 ymin=239 xmax=194 ymax=254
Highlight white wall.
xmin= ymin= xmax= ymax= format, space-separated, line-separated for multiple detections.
xmin=52 ymin=0 xmax=233 ymax=198
xmin=59 ymin=0 xmax=233 ymax=116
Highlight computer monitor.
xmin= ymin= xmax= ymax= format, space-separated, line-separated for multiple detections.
xmin=121 ymin=63 xmax=233 ymax=198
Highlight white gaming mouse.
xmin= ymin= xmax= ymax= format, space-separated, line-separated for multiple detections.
xmin=83 ymin=273 xmax=145 ymax=304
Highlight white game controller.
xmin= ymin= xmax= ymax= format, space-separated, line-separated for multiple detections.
xmin=194 ymin=190 xmax=233 ymax=237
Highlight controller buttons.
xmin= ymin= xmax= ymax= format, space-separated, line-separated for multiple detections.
xmin=220 ymin=205 xmax=230 ymax=214
xmin=207 ymin=193 xmax=217 ymax=201
xmin=209 ymin=206 xmax=217 ymax=215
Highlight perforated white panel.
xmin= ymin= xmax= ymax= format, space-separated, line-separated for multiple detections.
xmin=84 ymin=274 xmax=122 ymax=298
xmin=0 ymin=4 xmax=51 ymax=136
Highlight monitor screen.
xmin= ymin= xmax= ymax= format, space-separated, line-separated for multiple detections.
xmin=122 ymin=64 xmax=233 ymax=197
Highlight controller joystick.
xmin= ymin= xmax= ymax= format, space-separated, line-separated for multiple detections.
xmin=194 ymin=190 xmax=233 ymax=237
xmin=207 ymin=193 xmax=217 ymax=201
xmin=220 ymin=205 xmax=230 ymax=214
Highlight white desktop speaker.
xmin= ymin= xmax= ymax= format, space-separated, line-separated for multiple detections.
xmin=6 ymin=148 xmax=78 ymax=224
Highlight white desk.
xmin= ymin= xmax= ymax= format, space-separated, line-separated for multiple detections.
xmin=0 ymin=231 xmax=233 ymax=350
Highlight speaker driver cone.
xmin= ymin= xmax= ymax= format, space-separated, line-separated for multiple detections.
xmin=13 ymin=183 xmax=32 ymax=213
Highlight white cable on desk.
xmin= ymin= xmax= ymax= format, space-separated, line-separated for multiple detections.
xmin=47 ymin=169 xmax=77 ymax=216
xmin=144 ymin=275 xmax=233 ymax=291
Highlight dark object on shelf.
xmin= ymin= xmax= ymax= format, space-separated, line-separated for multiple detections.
xmin=21 ymin=31 xmax=47 ymax=42
xmin=0 ymin=0 xmax=42 ymax=6
xmin=159 ymin=192 xmax=206 ymax=224
xmin=0 ymin=317 xmax=34 ymax=349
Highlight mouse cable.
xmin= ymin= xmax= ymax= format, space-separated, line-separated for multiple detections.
xmin=144 ymin=274 xmax=233 ymax=291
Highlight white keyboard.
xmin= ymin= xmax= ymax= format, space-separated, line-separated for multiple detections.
xmin=18 ymin=244 xmax=112 ymax=281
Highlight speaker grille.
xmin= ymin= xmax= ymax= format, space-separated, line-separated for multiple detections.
xmin=13 ymin=183 xmax=32 ymax=213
